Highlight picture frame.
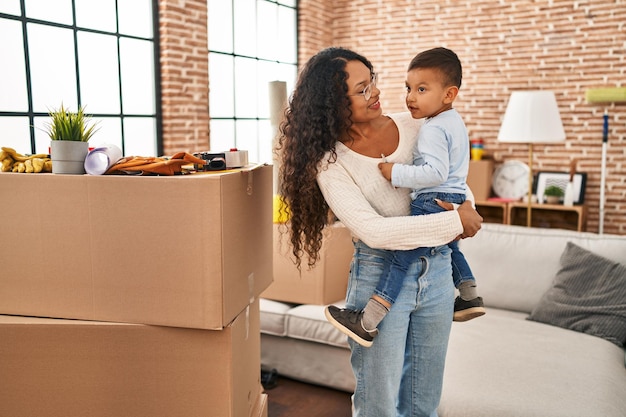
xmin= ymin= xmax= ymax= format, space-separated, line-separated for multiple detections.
xmin=533 ymin=171 xmax=587 ymax=204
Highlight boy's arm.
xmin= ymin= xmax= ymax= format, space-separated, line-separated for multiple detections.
xmin=379 ymin=162 xmax=394 ymax=181
xmin=387 ymin=125 xmax=450 ymax=189
xmin=318 ymin=159 xmax=463 ymax=250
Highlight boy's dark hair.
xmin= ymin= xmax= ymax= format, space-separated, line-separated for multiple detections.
xmin=408 ymin=47 xmax=462 ymax=88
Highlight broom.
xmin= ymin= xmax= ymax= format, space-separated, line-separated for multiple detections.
xmin=585 ymin=87 xmax=626 ymax=233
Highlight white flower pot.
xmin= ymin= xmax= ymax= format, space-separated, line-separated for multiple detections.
xmin=545 ymin=195 xmax=561 ymax=204
xmin=50 ymin=140 xmax=89 ymax=174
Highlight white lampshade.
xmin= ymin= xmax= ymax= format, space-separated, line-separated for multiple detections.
xmin=497 ymin=91 xmax=566 ymax=143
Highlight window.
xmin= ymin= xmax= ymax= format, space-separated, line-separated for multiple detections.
xmin=208 ymin=0 xmax=297 ymax=164
xmin=0 ymin=0 xmax=161 ymax=156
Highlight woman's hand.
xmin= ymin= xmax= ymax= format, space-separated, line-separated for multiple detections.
xmin=436 ymin=199 xmax=482 ymax=239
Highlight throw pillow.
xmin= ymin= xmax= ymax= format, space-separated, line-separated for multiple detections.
xmin=527 ymin=241 xmax=626 ymax=348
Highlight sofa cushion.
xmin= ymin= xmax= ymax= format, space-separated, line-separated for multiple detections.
xmin=259 ymin=298 xmax=294 ymax=336
xmin=459 ymin=223 xmax=626 ymax=314
xmin=527 ymin=242 xmax=626 ymax=348
xmin=286 ymin=302 xmax=349 ymax=349
xmin=441 ymin=308 xmax=626 ymax=417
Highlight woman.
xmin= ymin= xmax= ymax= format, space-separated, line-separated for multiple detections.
xmin=277 ymin=47 xmax=482 ymax=417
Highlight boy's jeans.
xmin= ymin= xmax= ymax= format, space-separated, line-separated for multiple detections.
xmin=374 ymin=192 xmax=475 ymax=305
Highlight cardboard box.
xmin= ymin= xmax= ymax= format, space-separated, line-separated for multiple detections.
xmin=467 ymin=160 xmax=494 ymax=202
xmin=251 ymin=393 xmax=268 ymax=417
xmin=263 ymin=222 xmax=353 ymax=305
xmin=0 ymin=300 xmax=263 ymax=417
xmin=0 ymin=166 xmax=272 ymax=329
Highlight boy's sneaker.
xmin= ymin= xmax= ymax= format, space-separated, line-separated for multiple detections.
xmin=453 ymin=296 xmax=486 ymax=322
xmin=324 ymin=305 xmax=378 ymax=347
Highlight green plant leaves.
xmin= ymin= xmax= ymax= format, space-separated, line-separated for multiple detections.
xmin=544 ymin=185 xmax=564 ymax=197
xmin=47 ymin=103 xmax=99 ymax=142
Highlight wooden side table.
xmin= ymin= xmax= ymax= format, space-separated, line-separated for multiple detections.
xmin=508 ymin=202 xmax=587 ymax=231
xmin=475 ymin=200 xmax=509 ymax=224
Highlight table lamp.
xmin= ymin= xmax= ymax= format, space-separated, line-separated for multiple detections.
xmin=497 ymin=91 xmax=566 ymax=227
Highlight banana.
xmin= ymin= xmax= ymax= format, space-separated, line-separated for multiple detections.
xmin=32 ymin=157 xmax=44 ymax=173
xmin=0 ymin=147 xmax=52 ymax=173
xmin=1 ymin=147 xmax=48 ymax=162
xmin=12 ymin=161 xmax=26 ymax=173
xmin=1 ymin=148 xmax=51 ymax=172
xmin=1 ymin=156 xmax=13 ymax=172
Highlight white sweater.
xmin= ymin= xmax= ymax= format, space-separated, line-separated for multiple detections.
xmin=317 ymin=112 xmax=464 ymax=251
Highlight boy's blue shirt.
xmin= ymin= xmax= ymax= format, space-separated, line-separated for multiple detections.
xmin=390 ymin=108 xmax=469 ymax=200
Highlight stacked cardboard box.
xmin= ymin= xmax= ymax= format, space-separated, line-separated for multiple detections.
xmin=0 ymin=302 xmax=263 ymax=417
xmin=467 ymin=160 xmax=495 ymax=202
xmin=0 ymin=166 xmax=273 ymax=417
xmin=264 ymin=222 xmax=354 ymax=305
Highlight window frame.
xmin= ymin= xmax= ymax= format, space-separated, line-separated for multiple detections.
xmin=0 ymin=1 xmax=163 ymax=156
xmin=207 ymin=0 xmax=298 ymax=164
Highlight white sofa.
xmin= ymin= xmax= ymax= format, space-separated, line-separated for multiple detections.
xmin=260 ymin=223 xmax=626 ymax=416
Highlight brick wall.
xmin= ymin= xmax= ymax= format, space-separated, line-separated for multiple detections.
xmin=297 ymin=1 xmax=334 ymax=64
xmin=159 ymin=0 xmax=210 ymax=155
xmin=159 ymin=0 xmax=625 ymax=235
xmin=299 ymin=0 xmax=626 ymax=235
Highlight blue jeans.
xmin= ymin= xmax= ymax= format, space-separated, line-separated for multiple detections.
xmin=374 ymin=192 xmax=475 ymax=305
xmin=346 ymin=240 xmax=454 ymax=417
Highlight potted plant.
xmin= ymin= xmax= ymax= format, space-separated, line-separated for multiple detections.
xmin=46 ymin=104 xmax=99 ymax=174
xmin=544 ymin=185 xmax=564 ymax=204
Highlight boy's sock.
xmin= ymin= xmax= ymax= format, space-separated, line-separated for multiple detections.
xmin=362 ymin=298 xmax=390 ymax=331
xmin=458 ymin=281 xmax=479 ymax=301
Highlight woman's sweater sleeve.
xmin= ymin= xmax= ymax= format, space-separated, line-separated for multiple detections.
xmin=317 ymin=163 xmax=463 ymax=251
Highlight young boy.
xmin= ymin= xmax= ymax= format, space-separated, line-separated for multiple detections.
xmin=325 ymin=47 xmax=485 ymax=347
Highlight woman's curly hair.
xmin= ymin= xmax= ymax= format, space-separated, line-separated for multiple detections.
xmin=276 ymin=47 xmax=374 ymax=269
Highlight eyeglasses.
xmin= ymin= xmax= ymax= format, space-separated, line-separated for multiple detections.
xmin=349 ymin=73 xmax=377 ymax=101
